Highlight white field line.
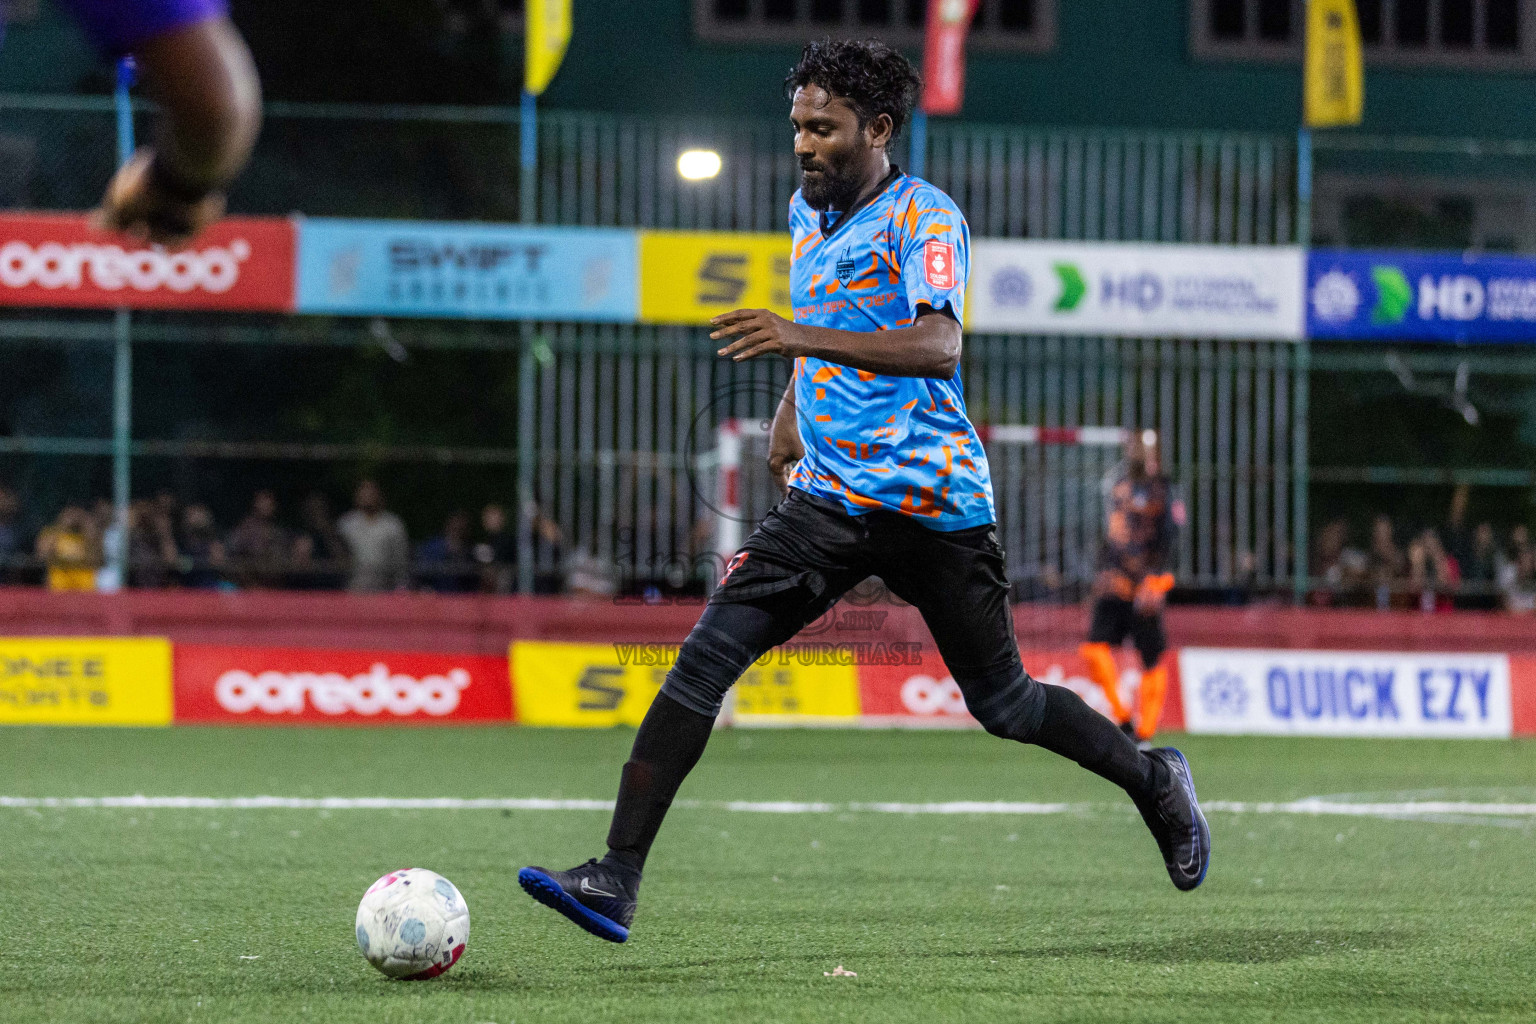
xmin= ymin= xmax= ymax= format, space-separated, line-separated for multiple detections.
xmin=1 ymin=795 xmax=1535 ymax=819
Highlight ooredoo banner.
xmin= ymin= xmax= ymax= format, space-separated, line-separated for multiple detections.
xmin=0 ymin=213 xmax=295 ymax=311
xmin=0 ymin=637 xmax=172 ymax=726
xmin=1179 ymin=648 xmax=1512 ymax=738
xmin=173 ymin=645 xmax=513 ymax=725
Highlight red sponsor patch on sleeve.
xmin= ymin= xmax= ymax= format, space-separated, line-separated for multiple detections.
xmin=923 ymin=240 xmax=956 ymax=289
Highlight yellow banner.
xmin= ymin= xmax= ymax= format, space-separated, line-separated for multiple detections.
xmin=0 ymin=637 xmax=172 ymax=726
xmin=638 ymin=231 xmax=792 ymax=325
xmin=525 ymin=0 xmax=572 ymax=96
xmin=510 ymin=641 xmax=860 ymax=727
xmin=1305 ymin=0 xmax=1364 ymax=128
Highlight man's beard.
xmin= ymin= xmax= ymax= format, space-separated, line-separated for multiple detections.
xmin=799 ymin=159 xmax=863 ymax=212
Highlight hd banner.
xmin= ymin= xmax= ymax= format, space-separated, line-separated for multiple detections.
xmin=0 ymin=213 xmax=295 ymax=312
xmin=1307 ymin=248 xmax=1536 ymax=343
xmin=0 ymin=637 xmax=172 ymax=726
xmin=1180 ymin=648 xmax=1512 ymax=738
xmin=295 ymin=219 xmax=638 ymax=322
xmin=968 ymin=240 xmax=1306 ymax=340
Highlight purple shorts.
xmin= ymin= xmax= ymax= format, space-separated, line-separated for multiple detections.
xmin=59 ymin=0 xmax=227 ymax=54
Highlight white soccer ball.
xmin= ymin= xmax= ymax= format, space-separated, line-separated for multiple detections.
xmin=355 ymin=868 xmax=470 ymax=979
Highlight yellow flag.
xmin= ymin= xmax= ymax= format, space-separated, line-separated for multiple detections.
xmin=1305 ymin=0 xmax=1364 ymax=127
xmin=525 ymin=0 xmax=572 ymax=97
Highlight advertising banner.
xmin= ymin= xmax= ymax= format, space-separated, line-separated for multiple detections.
xmin=0 ymin=637 xmax=172 ymax=726
xmin=637 ymin=231 xmax=792 ymax=325
xmin=511 ymin=640 xmax=858 ymax=727
xmin=968 ymin=240 xmax=1306 ymax=340
xmin=0 ymin=213 xmax=295 ymax=312
xmin=173 ymin=645 xmax=513 ymax=725
xmin=1179 ymin=648 xmax=1512 ymax=738
xmin=1307 ymin=248 xmax=1536 ymax=343
xmin=857 ymin=647 xmax=1172 ymax=729
xmin=920 ymin=0 xmax=980 ymax=116
xmin=295 ymin=219 xmax=638 ymax=321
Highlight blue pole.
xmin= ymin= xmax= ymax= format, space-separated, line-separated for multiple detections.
xmin=109 ymin=57 xmax=136 ymax=591
xmin=909 ymin=108 xmax=927 ymax=179
xmin=517 ymin=87 xmax=537 ymax=592
xmin=520 ymin=89 xmax=537 ymax=224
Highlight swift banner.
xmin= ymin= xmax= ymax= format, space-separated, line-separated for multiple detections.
xmin=968 ymin=240 xmax=1306 ymax=340
xmin=295 ymin=219 xmax=638 ymax=321
xmin=637 ymin=231 xmax=792 ymax=325
xmin=173 ymin=645 xmax=513 ymax=725
xmin=1307 ymin=248 xmax=1536 ymax=343
xmin=1179 ymin=648 xmax=1512 ymax=738
xmin=0 ymin=213 xmax=295 ymax=312
xmin=0 ymin=637 xmax=172 ymax=726
xmin=511 ymin=641 xmax=858 ymax=727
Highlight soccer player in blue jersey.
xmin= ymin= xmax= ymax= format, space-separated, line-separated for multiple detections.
xmin=43 ymin=0 xmax=261 ymax=243
xmin=519 ymin=38 xmax=1210 ymax=944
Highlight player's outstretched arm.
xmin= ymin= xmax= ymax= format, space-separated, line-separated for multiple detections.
xmin=95 ymin=17 xmax=262 ymax=244
xmin=711 ymin=307 xmax=960 ymax=379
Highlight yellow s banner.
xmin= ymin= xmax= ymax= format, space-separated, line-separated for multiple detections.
xmin=0 ymin=637 xmax=172 ymax=726
xmin=1305 ymin=0 xmax=1364 ymax=128
xmin=638 ymin=231 xmax=793 ymax=325
xmin=510 ymin=641 xmax=860 ymax=727
xmin=525 ymin=0 xmax=572 ymax=97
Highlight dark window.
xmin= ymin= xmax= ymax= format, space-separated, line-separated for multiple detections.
xmin=810 ymin=0 xmax=842 ymax=23
xmin=764 ymin=0 xmax=796 ymax=22
xmin=1439 ymin=0 xmax=1473 ymax=46
xmin=1396 ymin=0 xmax=1430 ymax=44
xmin=1258 ymin=0 xmax=1293 ymax=41
xmin=999 ymin=0 xmax=1034 ymax=29
xmin=858 ymin=0 xmax=891 ymax=23
xmin=905 ymin=0 xmax=925 ymax=27
xmin=713 ymin=0 xmax=750 ymax=20
xmin=1487 ymin=0 xmax=1521 ymax=49
xmin=972 ymin=1 xmax=988 ymax=28
xmin=1210 ymin=0 xmax=1246 ymax=39
xmin=1357 ymin=0 xmax=1383 ymax=43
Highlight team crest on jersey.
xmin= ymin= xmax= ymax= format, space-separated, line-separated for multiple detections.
xmin=924 ymin=241 xmax=955 ymax=289
xmin=835 ymin=248 xmax=856 ymax=286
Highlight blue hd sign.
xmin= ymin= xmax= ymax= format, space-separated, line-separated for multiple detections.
xmin=295 ymin=219 xmax=638 ymax=322
xmin=1307 ymin=248 xmax=1536 ymax=343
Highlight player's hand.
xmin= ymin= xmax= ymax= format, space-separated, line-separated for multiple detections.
xmin=711 ymin=308 xmax=809 ymax=362
xmin=1134 ymin=573 xmax=1175 ymax=613
xmin=93 ymin=148 xmax=227 ymax=246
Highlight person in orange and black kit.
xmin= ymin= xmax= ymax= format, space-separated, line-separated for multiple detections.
xmin=1080 ymin=430 xmax=1184 ymax=749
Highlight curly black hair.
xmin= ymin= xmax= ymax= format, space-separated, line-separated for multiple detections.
xmin=784 ymin=38 xmax=923 ymax=141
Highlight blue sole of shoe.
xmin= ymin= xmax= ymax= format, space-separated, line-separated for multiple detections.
xmin=1164 ymin=747 xmax=1211 ymax=890
xmin=518 ymin=867 xmax=630 ymax=943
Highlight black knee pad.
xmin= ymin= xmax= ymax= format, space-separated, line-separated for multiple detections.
xmin=659 ymin=622 xmax=762 ymax=718
xmin=953 ymin=659 xmax=1048 ymax=742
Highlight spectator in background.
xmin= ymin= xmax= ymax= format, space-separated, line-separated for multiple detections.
xmin=415 ymin=510 xmax=475 ymax=593
xmin=36 ymin=505 xmax=99 ymax=592
xmin=1500 ymin=526 xmax=1535 ymax=614
xmin=0 ymin=484 xmax=19 ymax=577
xmin=1309 ymin=519 xmax=1365 ymax=607
xmin=1408 ymin=528 xmax=1459 ymax=613
xmin=1366 ymin=515 xmax=1405 ymax=610
xmin=1441 ymin=483 xmax=1475 ymax=570
xmin=177 ymin=504 xmax=226 ymax=589
xmin=473 ymin=503 xmax=517 ymax=593
xmin=226 ymin=489 xmax=290 ymax=588
xmin=337 ymin=479 xmax=409 ymax=592
xmin=127 ymin=499 xmax=179 ymax=589
xmin=526 ymin=499 xmax=566 ymax=595
xmin=291 ymin=492 xmax=348 ymax=590
xmin=1459 ymin=522 xmax=1501 ymax=610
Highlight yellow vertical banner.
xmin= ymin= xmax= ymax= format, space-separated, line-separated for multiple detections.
xmin=1305 ymin=0 xmax=1364 ymax=128
xmin=0 ymin=637 xmax=172 ymax=726
xmin=525 ymin=0 xmax=572 ymax=96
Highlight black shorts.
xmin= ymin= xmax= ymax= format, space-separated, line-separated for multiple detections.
xmin=712 ymin=487 xmax=1019 ymax=680
xmin=1088 ymin=596 xmax=1167 ymax=669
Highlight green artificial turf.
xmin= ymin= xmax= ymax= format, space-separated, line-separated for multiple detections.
xmin=0 ymin=726 xmax=1533 ymax=1023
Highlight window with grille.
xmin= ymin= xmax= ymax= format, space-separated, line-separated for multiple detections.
xmin=696 ymin=0 xmax=1055 ymax=53
xmin=1192 ymin=0 xmax=1534 ymax=68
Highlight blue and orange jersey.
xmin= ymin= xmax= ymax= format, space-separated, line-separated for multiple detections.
xmin=785 ymin=170 xmax=994 ymax=530
xmin=57 ymin=0 xmax=226 ymax=54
